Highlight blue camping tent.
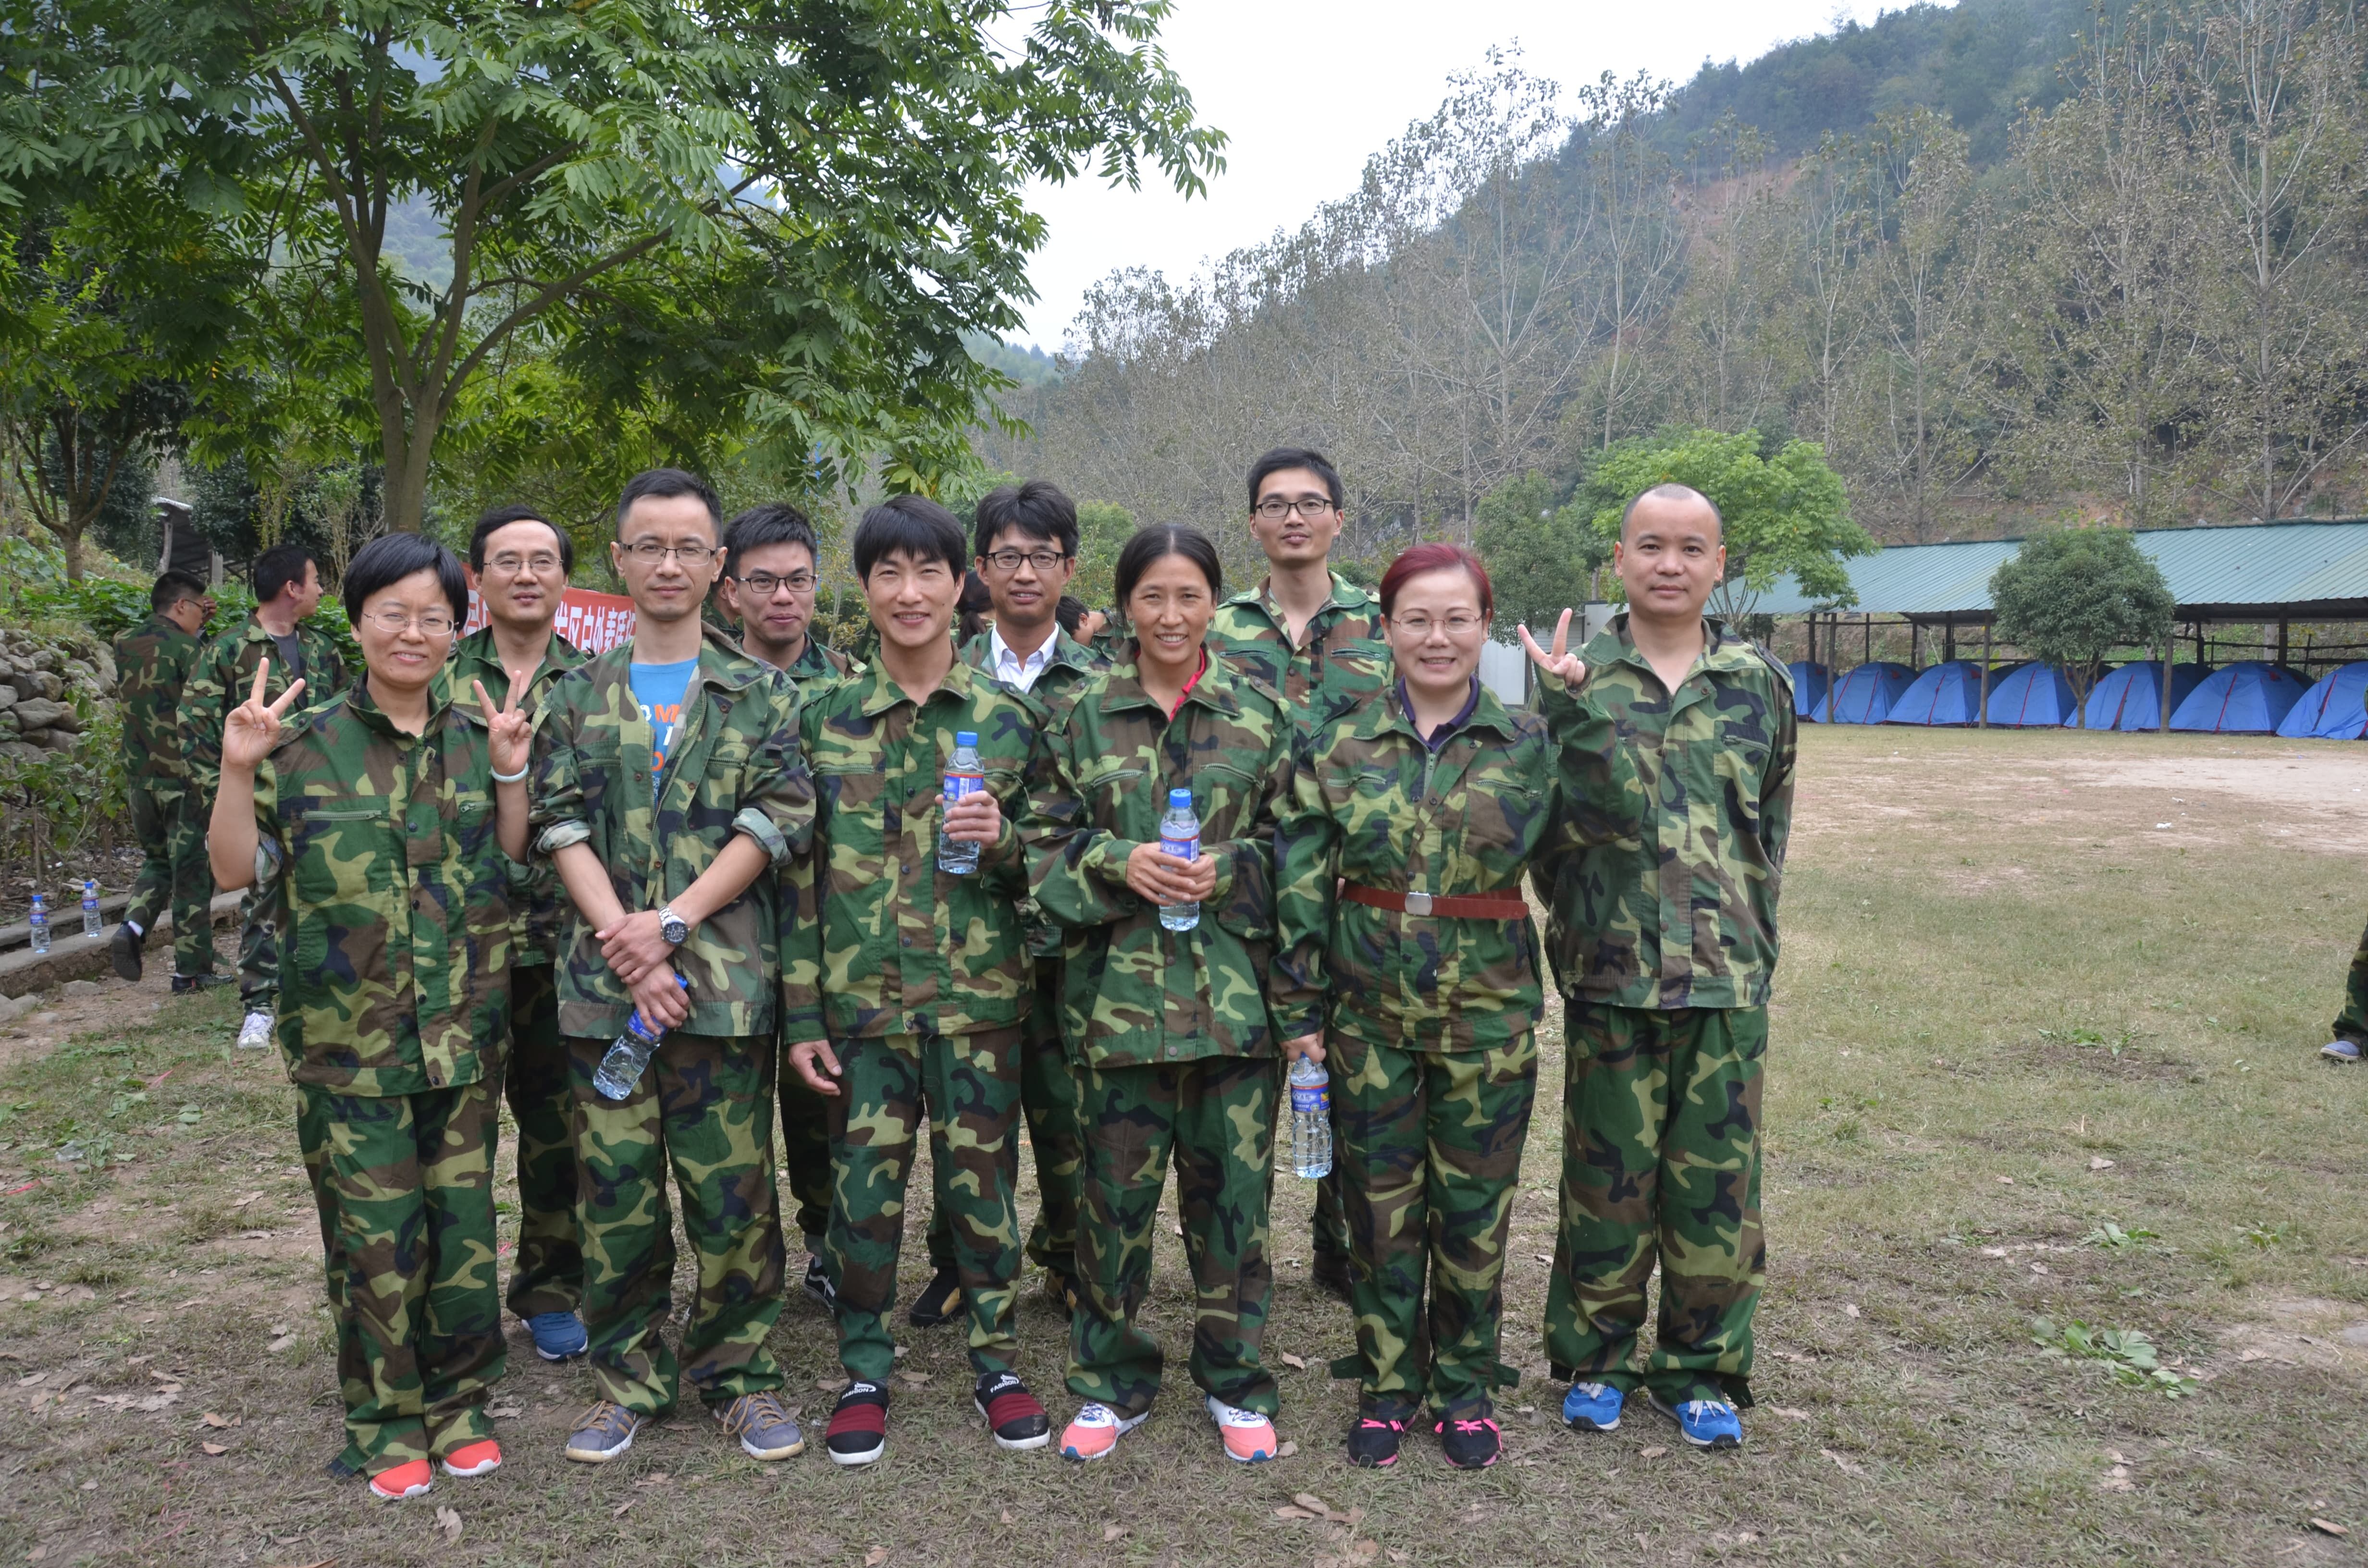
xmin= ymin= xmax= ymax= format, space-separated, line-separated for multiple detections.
xmin=1986 ymin=663 xmax=2082 ymax=727
xmin=1823 ymin=661 xmax=1915 ymax=724
xmin=2083 ymin=662 xmax=2208 ymax=732
xmin=1885 ymin=661 xmax=1991 ymax=726
xmin=1788 ymin=661 xmax=1832 ymax=720
xmin=2275 ymin=662 xmax=2368 ymax=739
xmin=2170 ymin=661 xmax=2310 ymax=733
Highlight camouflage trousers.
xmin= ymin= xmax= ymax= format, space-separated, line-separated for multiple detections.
xmin=567 ymin=1032 xmax=786 ymax=1413
xmin=918 ymin=975 xmax=1081 ymax=1282
xmin=124 ymin=784 xmax=216 ymax=979
xmin=299 ymin=1080 xmax=506 ymax=1469
xmin=237 ymin=884 xmax=278 ymax=1008
xmin=294 ymin=1087 xmax=373 ymax=1474
xmin=2331 ymin=915 xmax=2368 ymax=1047
xmin=1543 ymin=1002 xmax=1765 ymax=1407
xmin=826 ymin=1026 xmax=1024 ymax=1382
xmin=1070 ymin=1055 xmax=1280 ymax=1418
xmin=779 ymin=1030 xmax=836 ymax=1252
xmin=500 ymin=964 xmax=579 ymax=1318
xmin=1335 ymin=1029 xmax=1537 ymax=1417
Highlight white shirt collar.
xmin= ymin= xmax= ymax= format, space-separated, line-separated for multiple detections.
xmin=988 ymin=625 xmax=1056 ymax=692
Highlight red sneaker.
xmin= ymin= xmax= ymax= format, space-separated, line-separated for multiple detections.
xmin=367 ymin=1458 xmax=433 ymax=1500
xmin=441 ymin=1438 xmax=501 ymax=1478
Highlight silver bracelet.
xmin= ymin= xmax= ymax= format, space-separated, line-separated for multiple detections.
xmin=491 ymin=762 xmax=529 ymax=784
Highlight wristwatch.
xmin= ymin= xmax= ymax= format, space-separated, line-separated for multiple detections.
xmin=657 ymin=905 xmax=690 ymax=946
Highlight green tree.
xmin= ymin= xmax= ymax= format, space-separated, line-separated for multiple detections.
xmin=1071 ymin=500 xmax=1135 ymax=613
xmin=1579 ymin=428 xmax=1874 ymax=618
xmin=1473 ymin=470 xmax=1609 ymax=634
xmin=7 ymin=0 xmax=1225 ymax=531
xmin=1988 ymin=526 xmax=2173 ymax=725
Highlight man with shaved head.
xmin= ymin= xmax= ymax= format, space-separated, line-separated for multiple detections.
xmin=1518 ymin=482 xmax=1796 ymax=1453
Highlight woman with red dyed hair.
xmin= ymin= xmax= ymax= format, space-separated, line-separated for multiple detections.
xmin=1271 ymin=542 xmax=1587 ymax=1471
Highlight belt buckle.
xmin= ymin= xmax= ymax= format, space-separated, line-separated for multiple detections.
xmin=1404 ymin=891 xmax=1434 ymax=917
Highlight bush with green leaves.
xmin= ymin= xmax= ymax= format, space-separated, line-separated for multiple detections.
xmin=1989 ymin=528 xmax=2174 ymax=725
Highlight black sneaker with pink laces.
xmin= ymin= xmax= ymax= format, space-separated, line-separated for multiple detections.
xmin=1436 ymin=1407 xmax=1502 ymax=1469
xmin=1347 ymin=1408 xmax=1407 ymax=1468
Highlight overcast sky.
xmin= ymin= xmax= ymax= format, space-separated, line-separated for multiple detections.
xmin=1014 ymin=0 xmax=1895 ymax=350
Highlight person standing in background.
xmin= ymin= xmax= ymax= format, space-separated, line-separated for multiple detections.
xmin=111 ymin=571 xmax=222 ymax=991
xmin=1207 ymin=446 xmax=1391 ymax=1305
xmin=176 ymin=541 xmax=346 ymax=1050
xmin=451 ymin=504 xmax=590 ymax=1367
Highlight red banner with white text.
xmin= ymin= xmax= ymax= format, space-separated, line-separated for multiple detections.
xmin=463 ymin=587 xmax=639 ymax=654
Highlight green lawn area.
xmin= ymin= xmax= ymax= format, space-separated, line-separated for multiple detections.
xmin=1 ymin=723 xmax=2364 ymax=1567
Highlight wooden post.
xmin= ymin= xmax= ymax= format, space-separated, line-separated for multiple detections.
xmin=1912 ymin=620 xmax=1921 ymax=669
xmin=1944 ymin=619 xmax=1956 ymax=663
xmin=1864 ymin=614 xmax=1872 ymax=666
xmin=1979 ymin=620 xmax=1992 ymax=729
xmin=2278 ymin=618 xmax=2289 ymax=667
xmin=2161 ymin=631 xmax=2174 ymax=733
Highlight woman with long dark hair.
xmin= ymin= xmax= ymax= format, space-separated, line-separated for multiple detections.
xmin=1024 ymin=525 xmax=1297 ymax=1468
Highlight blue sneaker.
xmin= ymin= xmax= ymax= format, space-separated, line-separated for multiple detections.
xmin=1649 ymin=1391 xmax=1743 ymax=1450
xmin=526 ymin=1311 xmax=587 ymax=1362
xmin=1562 ymin=1380 xmax=1623 ymax=1432
xmin=2322 ymin=1039 xmax=2361 ymax=1063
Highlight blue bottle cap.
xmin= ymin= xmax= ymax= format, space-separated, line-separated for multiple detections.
xmin=1169 ymin=788 xmax=1192 ymax=808
xmin=955 ymin=731 xmax=978 ymax=746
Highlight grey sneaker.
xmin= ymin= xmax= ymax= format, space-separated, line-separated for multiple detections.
xmin=235 ymin=1009 xmax=274 ymax=1050
xmin=564 ymin=1400 xmax=644 ymax=1464
xmin=715 ymin=1391 xmax=804 ymax=1460
xmin=2321 ymin=1039 xmax=2361 ymax=1063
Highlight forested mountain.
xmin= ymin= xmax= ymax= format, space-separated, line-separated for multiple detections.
xmin=987 ymin=0 xmax=2364 ymax=577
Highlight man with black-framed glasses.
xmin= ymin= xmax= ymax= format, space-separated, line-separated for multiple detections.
xmin=1208 ymin=446 xmax=1391 ymax=1307
xmin=722 ymin=503 xmax=851 ymax=685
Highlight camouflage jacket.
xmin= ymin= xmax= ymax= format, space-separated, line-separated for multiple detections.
xmin=1539 ymin=613 xmax=1797 ymax=1010
xmin=176 ymin=615 xmax=350 ymax=802
xmin=1023 ymin=645 xmax=1293 ymax=1068
xmin=1208 ymin=570 xmax=1391 ymax=725
xmin=962 ymin=627 xmax=1109 ymax=958
xmin=449 ymin=626 xmax=586 ymax=967
xmin=112 ymin=614 xmax=203 ymax=793
xmin=1273 ymin=681 xmax=1580 ymax=1052
xmin=253 ymin=676 xmax=523 ymax=1096
xmin=780 ymin=656 xmax=1040 ymax=1043
xmin=530 ymin=625 xmax=814 ymax=1039
xmin=780 ymin=637 xmax=853 ymax=686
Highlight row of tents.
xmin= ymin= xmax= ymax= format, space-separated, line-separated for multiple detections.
xmin=1787 ymin=658 xmax=2368 ymax=736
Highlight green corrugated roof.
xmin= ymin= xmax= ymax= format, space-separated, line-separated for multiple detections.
xmin=1752 ymin=519 xmax=2368 ymax=618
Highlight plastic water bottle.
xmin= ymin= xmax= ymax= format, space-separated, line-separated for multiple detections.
xmin=1158 ymin=788 xmax=1200 ymax=931
xmin=938 ymin=730 xmax=984 ymax=875
xmin=593 ymin=976 xmax=689 ymax=1100
xmin=27 ymin=894 xmax=48 ymax=956
xmin=1288 ymin=1055 xmax=1333 ymax=1178
xmin=80 ymin=880 xmax=100 ymax=938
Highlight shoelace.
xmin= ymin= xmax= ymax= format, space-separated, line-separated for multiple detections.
xmin=1358 ymin=1418 xmax=1403 ymax=1432
xmin=1451 ymin=1419 xmax=1493 ymax=1434
xmin=1076 ymin=1401 xmax=1118 ymax=1425
xmin=577 ymin=1401 xmax=634 ymax=1438
xmin=726 ymin=1392 xmax=789 ymax=1433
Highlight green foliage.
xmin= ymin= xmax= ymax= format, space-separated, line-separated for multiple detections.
xmin=966 ymin=335 xmax=1062 ymax=389
xmin=1072 ymin=501 xmax=1136 ymax=613
xmin=2080 ymin=1222 xmax=2164 ymax=1250
xmin=1473 ymin=470 xmax=1610 ymax=635
xmin=1577 ymin=429 xmax=1874 ymax=618
xmin=1989 ymin=528 xmax=2174 ymax=717
xmin=2032 ymin=1316 xmax=2198 ymax=1398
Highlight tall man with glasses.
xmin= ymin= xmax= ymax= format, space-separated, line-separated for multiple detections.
xmin=450 ymin=504 xmax=591 ymax=1366
xmin=1208 ymin=447 xmax=1391 ymax=1304
xmin=530 ymin=468 xmax=815 ymax=1468
xmin=718 ymin=501 xmax=850 ymax=1311
xmin=955 ymin=480 xmax=1108 ymax=1321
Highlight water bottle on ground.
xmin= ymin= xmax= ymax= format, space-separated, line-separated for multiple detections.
xmin=80 ymin=880 xmax=100 ymax=938
xmin=1289 ymin=1054 xmax=1333 ymax=1178
xmin=28 ymin=894 xmax=49 ymax=956
xmin=594 ymin=975 xmax=690 ymax=1100
xmin=1159 ymin=788 xmax=1200 ymax=931
xmin=939 ymin=730 xmax=984 ymax=876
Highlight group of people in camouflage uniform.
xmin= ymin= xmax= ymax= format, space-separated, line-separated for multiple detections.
xmin=112 ymin=445 xmax=1793 ymax=1501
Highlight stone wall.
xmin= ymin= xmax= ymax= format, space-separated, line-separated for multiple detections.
xmin=0 ymin=628 xmax=117 ymax=764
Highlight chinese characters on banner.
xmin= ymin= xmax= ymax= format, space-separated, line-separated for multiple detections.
xmin=463 ymin=588 xmax=639 ymax=653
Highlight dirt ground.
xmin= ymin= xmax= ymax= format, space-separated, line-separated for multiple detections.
xmin=2 ymin=723 xmax=2366 ymax=1567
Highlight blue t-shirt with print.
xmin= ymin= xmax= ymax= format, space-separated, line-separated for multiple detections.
xmin=629 ymin=657 xmax=699 ymax=784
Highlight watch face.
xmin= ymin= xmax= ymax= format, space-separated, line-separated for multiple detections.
xmin=661 ymin=913 xmax=689 ymax=944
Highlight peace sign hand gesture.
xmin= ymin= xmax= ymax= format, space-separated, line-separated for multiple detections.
xmin=221 ymin=659 xmax=305 ymax=773
xmin=1517 ymin=609 xmax=1588 ymax=691
xmin=474 ymin=679 xmax=532 ymax=781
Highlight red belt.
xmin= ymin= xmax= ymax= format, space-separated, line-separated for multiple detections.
xmin=1342 ymin=883 xmax=1529 ymax=919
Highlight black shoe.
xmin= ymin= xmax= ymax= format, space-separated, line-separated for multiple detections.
xmin=1435 ymin=1409 xmax=1502 ymax=1470
xmin=974 ymin=1371 xmax=1051 ymax=1451
xmin=906 ymin=1265 xmax=963 ymax=1327
xmin=170 ymin=974 xmax=232 ymax=995
xmin=1310 ymin=1250 xmax=1353 ymax=1305
xmin=1346 ymin=1410 xmax=1406 ymax=1469
xmin=826 ymin=1380 xmax=889 ymax=1466
xmin=110 ymin=922 xmax=143 ymax=982
xmin=802 ymin=1252 xmax=837 ymax=1311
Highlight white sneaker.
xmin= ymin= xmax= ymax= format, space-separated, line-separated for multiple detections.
xmin=235 ymin=1010 xmax=274 ymax=1050
xmin=1205 ymin=1395 xmax=1279 ymax=1463
xmin=1059 ymin=1400 xmax=1148 ymax=1462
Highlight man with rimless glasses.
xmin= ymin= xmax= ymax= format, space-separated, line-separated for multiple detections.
xmin=722 ymin=502 xmax=852 ymax=686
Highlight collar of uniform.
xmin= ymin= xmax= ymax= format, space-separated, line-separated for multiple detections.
xmin=1102 ymin=645 xmax=1243 ymax=720
xmin=853 ymin=648 xmax=984 ymax=718
xmin=341 ymin=670 xmax=455 ymax=741
xmin=689 ymin=621 xmax=776 ymax=695
xmin=1584 ymin=612 xmax=1753 ymax=682
xmin=1370 ymin=676 xmax=1517 ymax=744
xmin=1222 ymin=569 xmax=1375 ymax=624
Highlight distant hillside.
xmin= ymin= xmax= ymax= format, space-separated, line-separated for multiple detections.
xmin=966 ymin=334 xmax=1061 ymax=387
xmin=1655 ymin=0 xmax=2100 ymax=164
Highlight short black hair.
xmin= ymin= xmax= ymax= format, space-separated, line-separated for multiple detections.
xmin=616 ymin=468 xmax=722 ymax=538
xmin=853 ymin=495 xmax=968 ymax=580
xmin=972 ymin=480 xmax=1079 ymax=560
xmin=723 ymin=503 xmax=821 ymax=581
xmin=1246 ymin=446 xmax=1344 ymax=514
xmin=1056 ymin=594 xmax=1086 ymax=636
xmin=1620 ymin=483 xmax=1724 ymax=539
xmin=151 ymin=571 xmax=206 ymax=613
xmin=469 ymin=503 xmax=574 ymax=576
xmin=342 ymin=532 xmax=468 ymax=625
xmin=254 ymin=543 xmax=319 ymax=604
xmin=1114 ymin=525 xmax=1222 ymax=605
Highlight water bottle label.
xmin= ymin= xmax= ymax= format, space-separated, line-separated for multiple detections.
xmin=1161 ymin=833 xmax=1198 ymax=862
xmin=1291 ymin=1082 xmax=1329 ymax=1115
xmin=943 ymin=770 xmax=986 ymax=803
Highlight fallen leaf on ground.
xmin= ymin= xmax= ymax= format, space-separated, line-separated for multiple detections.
xmin=1276 ymin=1439 xmax=1299 ymax=1458
xmin=1350 ymin=1543 xmax=1379 ymax=1562
xmin=1842 ymin=1303 xmax=1861 ymax=1318
xmin=1275 ymin=1507 xmax=1316 ymax=1520
xmin=1278 ymin=1351 xmax=1307 ymax=1370
xmin=1640 ymin=1446 xmax=1667 ymax=1459
xmin=2089 ymin=1156 xmax=2116 ymax=1171
xmin=1765 ymin=1405 xmax=1811 ymax=1422
xmin=1390 ymin=1553 xmax=1409 ymax=1564
xmin=612 ymin=1502 xmax=633 ymax=1518
xmin=434 ymin=1506 xmax=462 ymax=1544
xmin=234 ymin=1191 xmax=264 ymax=1208
xmin=898 ymin=1371 xmax=932 ymax=1385
xmin=200 ymin=1442 xmax=227 ymax=1456
xmin=267 ymin=1335 xmax=296 ymax=1353
xmin=1103 ymin=1525 xmax=1129 ymax=1543
xmin=199 ymin=1412 xmax=235 ymax=1428
xmin=2311 ymin=1519 xmax=2349 ymax=1538
xmin=1534 ymin=1252 xmax=1553 ymax=1263
xmin=816 ymin=1376 xmax=850 ymax=1392
xmin=1295 ymin=1492 xmax=1338 ymax=1518
xmin=1823 ymin=1448 xmax=1865 ymax=1476
xmin=485 ymin=1403 xmax=523 ymax=1420
xmin=1996 ymin=1176 xmax=2014 ymax=1185
xmin=2030 ymin=1262 xmax=2051 ymax=1276
xmin=864 ymin=1548 xmax=888 ymax=1567
xmin=1980 ymin=1247 xmax=2010 ymax=1258
xmin=999 ymin=1511 xmax=1013 ymax=1525
xmin=262 ymin=1560 xmax=335 ymax=1568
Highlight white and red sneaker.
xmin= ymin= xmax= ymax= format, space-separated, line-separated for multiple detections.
xmin=367 ymin=1458 xmax=433 ymax=1500
xmin=975 ymin=1372 xmax=1051 ymax=1451
xmin=1059 ymin=1400 xmax=1147 ymax=1462
xmin=1205 ymin=1396 xmax=1278 ymax=1463
xmin=440 ymin=1438 xmax=502 ymax=1478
